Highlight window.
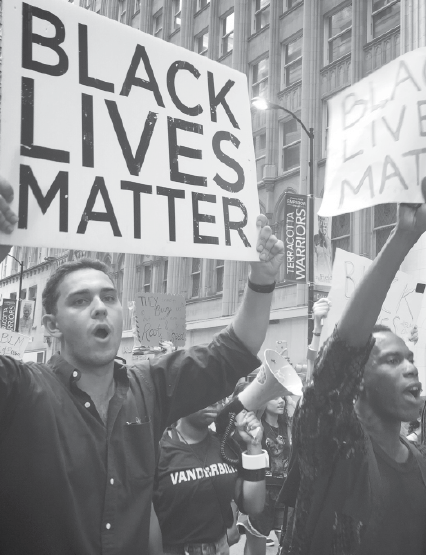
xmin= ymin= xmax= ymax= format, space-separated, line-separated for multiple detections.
xmin=197 ymin=0 xmax=209 ymax=10
xmin=283 ymin=36 xmax=302 ymax=87
xmin=281 ymin=119 xmax=301 ymax=172
xmin=323 ymin=102 xmax=329 ymax=157
xmin=191 ymin=258 xmax=201 ymax=298
xmin=21 ymin=289 xmax=27 ymax=300
xmin=153 ymin=9 xmax=163 ymax=38
xmin=162 ymin=260 xmax=168 ymax=293
xmin=221 ymin=11 xmax=234 ymax=56
xmin=371 ymin=0 xmax=400 ymax=39
xmin=133 ymin=0 xmax=140 ymax=13
xmin=10 ymin=292 xmax=17 ymax=300
xmin=118 ymin=0 xmax=126 ymax=23
xmin=284 ymin=0 xmax=301 ymax=10
xmin=143 ymin=265 xmax=152 ymax=293
xmin=172 ymin=0 xmax=181 ymax=31
xmin=326 ymin=5 xmax=352 ymax=64
xmin=374 ymin=203 xmax=396 ymax=255
xmin=195 ymin=30 xmax=209 ymax=56
xmin=253 ymin=0 xmax=270 ymax=34
xmin=29 ymin=286 xmax=37 ymax=301
xmin=215 ymin=260 xmax=224 ymax=293
xmin=251 ymin=58 xmax=269 ymax=99
xmin=253 ymin=133 xmax=266 ymax=182
xmin=331 ymin=213 xmax=351 ymax=260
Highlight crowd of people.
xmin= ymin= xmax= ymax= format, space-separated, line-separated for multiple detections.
xmin=2 ymin=173 xmax=426 ymax=555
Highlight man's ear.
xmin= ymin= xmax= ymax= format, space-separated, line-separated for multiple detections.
xmin=42 ymin=313 xmax=62 ymax=339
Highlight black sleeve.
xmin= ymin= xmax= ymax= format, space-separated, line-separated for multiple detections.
xmin=0 ymin=357 xmax=29 ymax=433
xmin=148 ymin=324 xmax=261 ymax=430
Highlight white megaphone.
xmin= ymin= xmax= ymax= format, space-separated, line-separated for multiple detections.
xmin=238 ymin=349 xmax=304 ymax=413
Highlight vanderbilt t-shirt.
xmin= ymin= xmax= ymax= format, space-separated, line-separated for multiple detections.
xmin=153 ymin=429 xmax=240 ymax=546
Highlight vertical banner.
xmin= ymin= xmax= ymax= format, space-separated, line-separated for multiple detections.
xmin=283 ymin=193 xmax=307 ymax=283
xmin=18 ymin=299 xmax=35 ymax=336
xmin=1 ymin=299 xmax=17 ymax=331
xmin=314 ymin=198 xmax=332 ymax=286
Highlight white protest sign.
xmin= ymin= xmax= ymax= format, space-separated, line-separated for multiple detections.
xmin=134 ymin=292 xmax=186 ymax=348
xmin=321 ymin=249 xmax=425 ymax=344
xmin=1 ymin=0 xmax=259 ymax=260
xmin=0 ymin=329 xmax=30 ymax=359
xmin=320 ymin=48 xmax=426 ymax=217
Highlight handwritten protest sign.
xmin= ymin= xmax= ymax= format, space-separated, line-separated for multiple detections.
xmin=134 ymin=293 xmax=186 ymax=348
xmin=0 ymin=329 xmax=30 ymax=359
xmin=1 ymin=0 xmax=260 ymax=260
xmin=321 ymin=249 xmax=425 ymax=344
xmin=320 ymin=48 xmax=426 ymax=217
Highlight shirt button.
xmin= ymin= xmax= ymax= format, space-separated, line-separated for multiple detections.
xmin=84 ymin=402 xmax=90 ymax=408
xmin=110 ymin=478 xmax=114 ymax=485
xmin=72 ymin=371 xmax=78 ymax=378
xmin=106 ymin=523 xmax=111 ymax=530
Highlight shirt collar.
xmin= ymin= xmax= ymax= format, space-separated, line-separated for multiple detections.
xmin=48 ymin=354 xmax=129 ymax=388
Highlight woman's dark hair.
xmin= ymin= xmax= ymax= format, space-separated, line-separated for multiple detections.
xmin=42 ymin=258 xmax=112 ymax=314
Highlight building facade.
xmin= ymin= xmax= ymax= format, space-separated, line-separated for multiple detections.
xmin=0 ymin=0 xmax=425 ymax=374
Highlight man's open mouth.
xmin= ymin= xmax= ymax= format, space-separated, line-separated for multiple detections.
xmin=405 ymin=384 xmax=422 ymax=399
xmin=94 ymin=326 xmax=110 ymax=339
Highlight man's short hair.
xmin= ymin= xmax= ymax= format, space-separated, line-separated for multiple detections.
xmin=42 ymin=258 xmax=112 ymax=314
xmin=372 ymin=324 xmax=393 ymax=334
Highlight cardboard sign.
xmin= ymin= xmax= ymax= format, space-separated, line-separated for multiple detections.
xmin=321 ymin=249 xmax=425 ymax=344
xmin=134 ymin=292 xmax=186 ymax=348
xmin=1 ymin=0 xmax=260 ymax=261
xmin=320 ymin=48 xmax=426 ymax=217
xmin=282 ymin=193 xmax=307 ymax=283
xmin=314 ymin=198 xmax=332 ymax=286
xmin=1 ymin=299 xmax=17 ymax=331
xmin=0 ymin=329 xmax=30 ymax=359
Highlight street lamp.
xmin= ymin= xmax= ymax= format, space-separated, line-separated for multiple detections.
xmin=251 ymin=97 xmax=315 ymax=342
xmin=7 ymin=253 xmax=24 ymax=332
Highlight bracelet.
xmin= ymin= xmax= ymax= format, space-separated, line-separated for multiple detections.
xmin=242 ymin=450 xmax=269 ymax=469
xmin=241 ymin=467 xmax=265 ymax=482
xmin=312 ymin=332 xmax=321 ymax=336
xmin=247 ymin=278 xmax=276 ymax=294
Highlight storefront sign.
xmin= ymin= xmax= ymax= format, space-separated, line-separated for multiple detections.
xmin=283 ymin=193 xmax=307 ymax=283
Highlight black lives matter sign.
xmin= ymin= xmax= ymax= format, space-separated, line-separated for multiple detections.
xmin=1 ymin=0 xmax=260 ymax=261
xmin=321 ymin=47 xmax=426 ymax=217
xmin=283 ymin=193 xmax=307 ymax=283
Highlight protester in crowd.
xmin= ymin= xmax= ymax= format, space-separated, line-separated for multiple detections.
xmin=231 ymin=383 xmax=290 ymax=553
xmin=0 ymin=174 xmax=284 ymax=555
xmin=154 ymin=400 xmax=265 ymax=555
xmin=280 ymin=195 xmax=426 ymax=555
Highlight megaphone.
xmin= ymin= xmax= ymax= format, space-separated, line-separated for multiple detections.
xmin=217 ymin=349 xmax=303 ymax=464
xmin=239 ymin=349 xmax=304 ymax=412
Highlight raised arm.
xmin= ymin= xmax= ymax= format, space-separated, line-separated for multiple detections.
xmin=233 ymin=215 xmax=284 ymax=355
xmin=306 ymin=298 xmax=330 ymax=383
xmin=338 ymin=193 xmax=426 ymax=348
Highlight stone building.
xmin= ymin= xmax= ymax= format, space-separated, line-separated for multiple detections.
xmin=0 ymin=0 xmax=425 ymax=374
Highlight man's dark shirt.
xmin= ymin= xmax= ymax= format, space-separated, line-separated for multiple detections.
xmin=0 ymin=325 xmax=260 ymax=555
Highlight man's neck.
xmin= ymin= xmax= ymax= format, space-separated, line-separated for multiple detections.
xmin=176 ymin=420 xmax=209 ymax=444
xmin=355 ymin=401 xmax=408 ymax=463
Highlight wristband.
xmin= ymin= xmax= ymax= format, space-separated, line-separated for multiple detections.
xmin=241 ymin=468 xmax=266 ymax=482
xmin=242 ymin=450 xmax=269 ymax=469
xmin=247 ymin=278 xmax=276 ymax=294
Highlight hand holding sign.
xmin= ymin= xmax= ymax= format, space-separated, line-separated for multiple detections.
xmin=0 ymin=176 xmax=18 ymax=235
xmin=249 ymin=215 xmax=285 ymax=284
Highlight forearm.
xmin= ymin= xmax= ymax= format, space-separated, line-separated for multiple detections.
xmin=338 ymin=228 xmax=418 ymax=347
xmin=233 ymin=267 xmax=274 ymax=355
